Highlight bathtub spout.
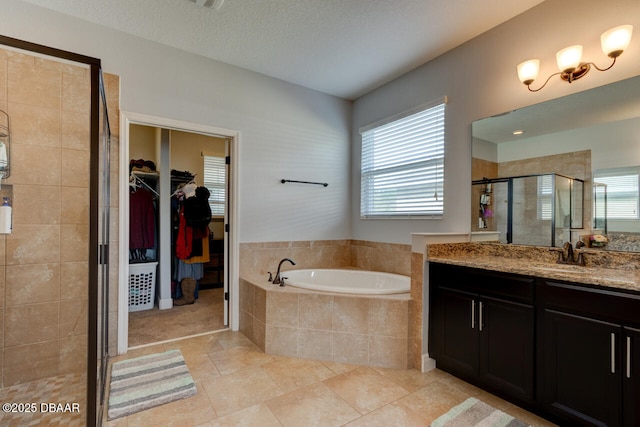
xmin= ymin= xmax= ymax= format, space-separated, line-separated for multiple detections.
xmin=273 ymin=258 xmax=296 ymax=285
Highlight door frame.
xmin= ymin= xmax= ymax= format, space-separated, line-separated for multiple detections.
xmin=118 ymin=111 xmax=240 ymax=354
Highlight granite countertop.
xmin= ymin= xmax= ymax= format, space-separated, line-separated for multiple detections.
xmin=426 ymin=243 xmax=640 ymax=293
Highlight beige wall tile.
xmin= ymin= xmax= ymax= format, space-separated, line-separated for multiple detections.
xmin=4 ymin=340 xmax=59 ymax=386
xmin=6 ymin=224 xmax=60 ymax=265
xmin=332 ymin=332 xmax=369 ymax=365
xmin=59 ymin=298 xmax=88 ymax=337
xmin=298 ymin=330 xmax=333 ymax=361
xmin=59 ymin=334 xmax=87 ymax=374
xmin=333 ymin=296 xmax=369 ymax=334
xmin=60 ymin=187 xmax=88 ymax=226
xmin=12 ymin=185 xmax=61 ymax=225
xmin=0 ymin=59 xmax=7 ymax=102
xmin=5 ymin=302 xmax=59 ymax=346
xmin=265 ymin=325 xmax=299 ymax=357
xmin=7 ymin=102 xmax=61 ymax=148
xmin=10 ymin=144 xmax=61 ymax=186
xmin=254 ymin=286 xmax=266 ymax=323
xmin=6 ymin=263 xmax=60 ymax=305
xmin=7 ymin=59 xmax=61 ymax=109
xmin=266 ymin=292 xmax=298 ymax=327
xmin=369 ymin=299 xmax=408 ymax=338
xmin=61 ymin=148 xmax=90 ymax=188
xmin=60 ymin=224 xmax=89 ymax=262
xmin=62 ymin=68 xmax=90 ymax=114
xmin=62 ymin=110 xmax=90 ymax=151
xmin=370 ymin=336 xmax=408 ymax=369
xmin=60 ymin=261 xmax=88 ymax=300
xmin=299 ymin=293 xmax=333 ymax=330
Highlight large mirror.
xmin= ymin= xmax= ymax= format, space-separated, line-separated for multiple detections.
xmin=472 ymin=75 xmax=640 ymax=252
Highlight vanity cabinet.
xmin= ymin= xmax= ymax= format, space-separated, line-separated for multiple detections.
xmin=429 ymin=262 xmax=640 ymax=427
xmin=541 ymin=280 xmax=640 ymax=427
xmin=430 ymin=263 xmax=535 ymax=403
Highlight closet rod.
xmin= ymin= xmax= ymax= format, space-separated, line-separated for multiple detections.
xmin=281 ymin=179 xmax=328 ymax=187
xmin=131 ymin=173 xmax=159 ymax=196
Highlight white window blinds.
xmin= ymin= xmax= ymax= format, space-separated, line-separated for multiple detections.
xmin=203 ymin=155 xmax=226 ymax=216
xmin=360 ymin=101 xmax=446 ymax=218
xmin=594 ymin=168 xmax=640 ymax=219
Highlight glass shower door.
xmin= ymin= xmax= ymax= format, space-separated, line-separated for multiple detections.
xmin=94 ymin=69 xmax=111 ymax=426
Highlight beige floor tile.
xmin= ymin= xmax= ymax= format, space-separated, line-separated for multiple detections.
xmin=397 ymin=379 xmax=468 ymax=423
xmin=372 ymin=366 xmax=447 ymax=392
xmin=202 ymin=365 xmax=283 ymax=417
xmin=323 ymin=366 xmax=410 ymax=415
xmin=266 ymin=382 xmax=361 ymax=427
xmin=209 ymin=345 xmax=274 ymax=375
xmin=344 ymin=401 xmax=427 ymax=427
xmin=261 ymin=355 xmax=336 ymax=393
xmin=202 ymin=403 xmax=281 ymax=427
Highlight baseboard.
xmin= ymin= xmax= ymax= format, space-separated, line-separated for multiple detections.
xmin=158 ymin=297 xmax=173 ymax=310
xmin=422 ymin=354 xmax=436 ymax=372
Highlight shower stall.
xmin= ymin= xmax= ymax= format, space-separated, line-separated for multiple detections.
xmin=473 ymin=173 xmax=584 ymax=247
xmin=0 ymin=36 xmax=113 ymax=426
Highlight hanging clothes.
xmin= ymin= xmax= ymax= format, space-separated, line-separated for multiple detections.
xmin=129 ymin=187 xmax=156 ymax=249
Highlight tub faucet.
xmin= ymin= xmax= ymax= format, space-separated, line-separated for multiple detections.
xmin=273 ymin=258 xmax=296 ymax=285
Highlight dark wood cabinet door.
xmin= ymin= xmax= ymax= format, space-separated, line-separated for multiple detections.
xmin=479 ymin=296 xmax=535 ymax=402
xmin=623 ymin=326 xmax=640 ymax=427
xmin=435 ymin=288 xmax=479 ymax=379
xmin=543 ymin=309 xmax=622 ymax=427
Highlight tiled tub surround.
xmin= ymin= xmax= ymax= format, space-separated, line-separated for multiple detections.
xmin=239 ymin=240 xmax=419 ymax=369
xmin=426 ymin=242 xmax=640 ymax=293
xmin=240 ymin=275 xmax=410 ymax=369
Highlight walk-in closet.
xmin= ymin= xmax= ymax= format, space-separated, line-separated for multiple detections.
xmin=128 ymin=125 xmax=229 ymax=347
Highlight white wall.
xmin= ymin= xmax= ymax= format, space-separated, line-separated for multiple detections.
xmin=2 ymin=0 xmax=352 ymax=244
xmin=352 ymin=0 xmax=640 ymax=243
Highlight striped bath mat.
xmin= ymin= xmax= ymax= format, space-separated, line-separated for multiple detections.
xmin=108 ymin=349 xmax=197 ymax=420
xmin=431 ymin=398 xmax=530 ymax=427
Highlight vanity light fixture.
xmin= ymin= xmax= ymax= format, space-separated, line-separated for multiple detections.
xmin=517 ymin=25 xmax=633 ymax=92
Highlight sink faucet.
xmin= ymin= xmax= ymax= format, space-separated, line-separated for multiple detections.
xmin=552 ymin=242 xmax=585 ymax=266
xmin=273 ymin=258 xmax=296 ymax=285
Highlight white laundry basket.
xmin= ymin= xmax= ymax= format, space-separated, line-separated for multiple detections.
xmin=128 ymin=262 xmax=158 ymax=312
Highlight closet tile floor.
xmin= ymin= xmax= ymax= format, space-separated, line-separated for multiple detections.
xmin=129 ymin=287 xmax=226 ymax=347
xmin=104 ymin=330 xmax=557 ymax=427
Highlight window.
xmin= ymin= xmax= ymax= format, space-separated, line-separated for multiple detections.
xmin=360 ymin=99 xmax=446 ymax=218
xmin=203 ymin=155 xmax=226 ymax=216
xmin=594 ymin=167 xmax=640 ymax=219
xmin=537 ymin=175 xmax=553 ymax=220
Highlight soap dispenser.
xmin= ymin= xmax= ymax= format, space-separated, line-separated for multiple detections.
xmin=0 ymin=196 xmax=12 ymax=234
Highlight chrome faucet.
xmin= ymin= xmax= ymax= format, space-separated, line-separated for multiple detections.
xmin=273 ymin=258 xmax=296 ymax=285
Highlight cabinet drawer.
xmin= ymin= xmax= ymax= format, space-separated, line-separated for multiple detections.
xmin=543 ymin=280 xmax=640 ymax=327
xmin=430 ymin=263 xmax=534 ymax=303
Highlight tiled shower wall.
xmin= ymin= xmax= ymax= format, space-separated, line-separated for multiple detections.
xmin=0 ymin=47 xmax=120 ymax=387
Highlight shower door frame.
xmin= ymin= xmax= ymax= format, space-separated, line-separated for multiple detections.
xmin=0 ymin=35 xmax=106 ymax=427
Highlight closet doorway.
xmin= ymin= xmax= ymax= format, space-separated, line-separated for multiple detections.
xmin=119 ymin=115 xmax=238 ymax=351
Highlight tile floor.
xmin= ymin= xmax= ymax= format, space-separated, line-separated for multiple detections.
xmin=129 ymin=287 xmax=226 ymax=347
xmin=104 ymin=330 xmax=557 ymax=427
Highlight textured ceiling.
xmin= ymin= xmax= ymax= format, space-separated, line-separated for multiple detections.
xmin=21 ymin=0 xmax=544 ymax=99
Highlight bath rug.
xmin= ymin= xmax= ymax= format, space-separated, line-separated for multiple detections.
xmin=108 ymin=349 xmax=197 ymax=420
xmin=431 ymin=397 xmax=530 ymax=427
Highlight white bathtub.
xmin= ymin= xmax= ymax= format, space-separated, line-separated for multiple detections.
xmin=283 ymin=269 xmax=410 ymax=295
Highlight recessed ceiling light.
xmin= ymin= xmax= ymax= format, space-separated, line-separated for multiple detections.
xmin=513 ymin=130 xmax=525 ymax=135
xmin=189 ymin=0 xmax=224 ymax=10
